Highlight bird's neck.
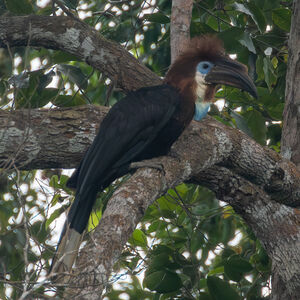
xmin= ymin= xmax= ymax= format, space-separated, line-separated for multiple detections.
xmin=194 ymin=102 xmax=211 ymax=121
xmin=193 ymin=74 xmax=213 ymax=121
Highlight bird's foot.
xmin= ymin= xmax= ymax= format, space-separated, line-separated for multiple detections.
xmin=130 ymin=159 xmax=165 ymax=175
xmin=168 ymin=149 xmax=181 ymax=161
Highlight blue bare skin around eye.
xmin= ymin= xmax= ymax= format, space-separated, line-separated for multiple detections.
xmin=194 ymin=102 xmax=211 ymax=121
xmin=197 ymin=61 xmax=214 ymax=74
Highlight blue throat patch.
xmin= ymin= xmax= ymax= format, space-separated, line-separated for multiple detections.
xmin=194 ymin=102 xmax=211 ymax=121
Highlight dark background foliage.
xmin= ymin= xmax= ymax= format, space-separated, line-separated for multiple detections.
xmin=0 ymin=0 xmax=292 ymax=298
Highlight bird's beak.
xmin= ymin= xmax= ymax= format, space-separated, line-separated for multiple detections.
xmin=205 ymin=57 xmax=258 ymax=98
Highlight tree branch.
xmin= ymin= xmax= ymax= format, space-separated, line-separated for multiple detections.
xmin=0 ymin=15 xmax=162 ymax=91
xmin=1 ymin=107 xmax=299 ymax=206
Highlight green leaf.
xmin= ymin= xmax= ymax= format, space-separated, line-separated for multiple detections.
xmin=143 ymin=13 xmax=170 ymax=24
xmin=207 ymin=276 xmax=240 ymax=300
xmin=218 ymin=28 xmax=243 ymax=52
xmin=143 ymin=270 xmax=182 ymax=293
xmin=49 ymin=175 xmax=59 ymax=189
xmin=147 ymin=220 xmax=165 ymax=233
xmin=16 ymin=88 xmax=59 ymax=109
xmin=263 ymin=57 xmax=277 ymax=91
xmin=50 ymin=193 xmax=61 ymax=207
xmin=52 ymin=51 xmax=80 ymax=63
xmin=245 ymin=2 xmax=266 ymax=33
xmin=151 ymin=245 xmax=174 ymax=256
xmin=160 ymin=209 xmax=177 ymax=219
xmin=230 ymin=110 xmax=253 ymax=138
xmin=57 ymin=64 xmax=88 ymax=90
xmin=156 ymin=195 xmax=177 ymax=211
xmin=199 ymin=293 xmax=213 ymax=300
xmin=190 ymin=21 xmax=216 ymax=36
xmin=243 ymin=110 xmax=267 ymax=145
xmin=207 ymin=266 xmax=224 ymax=276
xmin=239 ymin=33 xmax=256 ymax=54
xmin=233 ymin=2 xmax=266 ymax=33
xmin=61 ymin=0 xmax=79 ymax=9
xmin=37 ymin=71 xmax=55 ymax=92
xmin=45 ymin=208 xmax=63 ymax=229
xmin=5 ymin=0 xmax=33 ymax=14
xmin=272 ymin=8 xmax=291 ymax=32
xmin=59 ymin=174 xmax=70 ymax=187
xmin=147 ymin=253 xmax=171 ymax=273
xmin=256 ymin=55 xmax=264 ymax=81
xmin=191 ymin=230 xmax=204 ymax=253
xmin=224 ymin=255 xmax=253 ymax=282
xmin=129 ymin=229 xmax=148 ymax=247
xmin=88 ymin=209 xmax=102 ymax=230
xmin=13 ymin=70 xmax=57 ymax=108
xmin=222 ymin=248 xmax=236 ymax=259
xmin=267 ymin=103 xmax=284 ymax=120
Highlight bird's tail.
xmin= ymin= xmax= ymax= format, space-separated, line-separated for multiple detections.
xmin=49 ymin=219 xmax=83 ymax=275
xmin=50 ymin=187 xmax=98 ymax=275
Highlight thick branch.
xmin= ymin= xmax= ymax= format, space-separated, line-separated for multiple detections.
xmin=0 ymin=15 xmax=162 ymax=91
xmin=1 ymin=107 xmax=299 ymax=206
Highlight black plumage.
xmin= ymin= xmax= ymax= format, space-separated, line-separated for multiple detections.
xmin=67 ymin=84 xmax=188 ymax=234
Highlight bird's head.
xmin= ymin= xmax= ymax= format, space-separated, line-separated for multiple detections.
xmin=164 ymin=35 xmax=257 ymax=104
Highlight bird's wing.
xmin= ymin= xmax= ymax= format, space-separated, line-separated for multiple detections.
xmin=79 ymin=85 xmax=180 ymax=188
xmin=68 ymin=84 xmax=181 ymax=231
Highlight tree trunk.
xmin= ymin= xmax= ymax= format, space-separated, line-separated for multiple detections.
xmin=170 ymin=0 xmax=193 ymax=62
xmin=281 ymin=0 xmax=300 ymax=169
xmin=274 ymin=1 xmax=300 ymax=298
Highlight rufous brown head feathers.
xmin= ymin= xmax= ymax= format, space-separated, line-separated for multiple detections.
xmin=164 ymin=35 xmax=225 ymax=89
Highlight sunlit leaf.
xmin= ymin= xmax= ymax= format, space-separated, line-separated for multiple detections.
xmin=128 ymin=229 xmax=148 ymax=247
xmin=45 ymin=208 xmax=63 ymax=229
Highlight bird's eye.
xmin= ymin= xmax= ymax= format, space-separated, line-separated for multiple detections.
xmin=197 ymin=61 xmax=214 ymax=75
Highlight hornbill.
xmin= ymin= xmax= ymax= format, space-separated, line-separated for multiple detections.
xmin=50 ymin=35 xmax=257 ymax=274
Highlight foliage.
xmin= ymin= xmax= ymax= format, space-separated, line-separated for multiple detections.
xmin=0 ymin=0 xmax=291 ymax=298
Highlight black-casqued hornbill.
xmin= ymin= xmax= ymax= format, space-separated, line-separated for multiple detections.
xmin=50 ymin=35 xmax=257 ymax=273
